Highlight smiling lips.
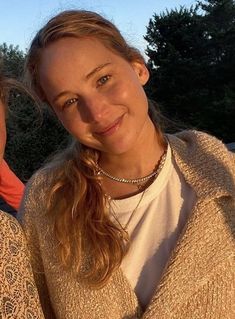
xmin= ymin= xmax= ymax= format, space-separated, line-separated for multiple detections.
xmin=95 ymin=115 xmax=124 ymax=137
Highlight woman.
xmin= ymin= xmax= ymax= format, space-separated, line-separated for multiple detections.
xmin=20 ymin=10 xmax=235 ymax=319
xmin=0 ymin=76 xmax=44 ymax=318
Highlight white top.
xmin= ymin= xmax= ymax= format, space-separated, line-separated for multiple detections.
xmin=110 ymin=145 xmax=197 ymax=309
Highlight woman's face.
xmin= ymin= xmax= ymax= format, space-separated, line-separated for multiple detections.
xmin=38 ymin=37 xmax=150 ymax=156
xmin=0 ymin=98 xmax=6 ymax=163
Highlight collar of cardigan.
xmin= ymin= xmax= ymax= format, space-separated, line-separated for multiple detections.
xmin=167 ymin=130 xmax=235 ymax=201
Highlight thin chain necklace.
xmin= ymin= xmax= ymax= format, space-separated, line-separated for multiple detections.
xmin=104 ymin=148 xmax=167 ymax=232
xmin=109 ymin=188 xmax=147 ymax=233
xmin=97 ymin=150 xmax=167 ymax=189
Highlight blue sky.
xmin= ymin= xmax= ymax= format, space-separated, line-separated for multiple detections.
xmin=1 ymin=0 xmax=196 ymax=55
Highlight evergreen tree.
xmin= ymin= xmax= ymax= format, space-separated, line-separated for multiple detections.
xmin=145 ymin=0 xmax=235 ymax=142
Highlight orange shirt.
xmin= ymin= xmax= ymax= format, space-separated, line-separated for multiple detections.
xmin=0 ymin=159 xmax=25 ymax=210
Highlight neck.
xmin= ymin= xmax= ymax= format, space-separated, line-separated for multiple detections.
xmin=98 ymin=119 xmax=166 ymax=199
xmin=99 ymin=119 xmax=166 ymax=180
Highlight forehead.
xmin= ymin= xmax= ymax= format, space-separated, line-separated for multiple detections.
xmin=39 ymin=37 xmax=121 ymax=74
xmin=38 ymin=37 xmax=128 ymax=92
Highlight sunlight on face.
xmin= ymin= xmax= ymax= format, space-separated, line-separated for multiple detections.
xmin=38 ymin=37 xmax=152 ymax=156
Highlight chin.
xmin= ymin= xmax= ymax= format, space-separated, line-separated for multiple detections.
xmin=105 ymin=140 xmax=135 ymax=156
xmin=84 ymin=133 xmax=137 ymax=155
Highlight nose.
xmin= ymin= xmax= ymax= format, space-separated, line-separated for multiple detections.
xmin=81 ymin=94 xmax=110 ymax=123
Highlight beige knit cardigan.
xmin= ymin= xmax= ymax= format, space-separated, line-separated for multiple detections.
xmin=19 ymin=131 xmax=235 ymax=319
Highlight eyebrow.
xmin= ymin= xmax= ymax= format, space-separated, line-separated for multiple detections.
xmin=52 ymin=62 xmax=111 ymax=104
xmin=52 ymin=90 xmax=74 ymax=104
xmin=85 ymin=62 xmax=111 ymax=79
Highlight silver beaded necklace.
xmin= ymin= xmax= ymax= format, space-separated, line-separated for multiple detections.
xmin=97 ymin=150 xmax=167 ymax=188
xmin=106 ymin=149 xmax=168 ymax=232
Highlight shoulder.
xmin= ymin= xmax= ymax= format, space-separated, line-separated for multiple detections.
xmin=22 ymin=164 xmax=59 ymax=208
xmin=168 ymin=130 xmax=234 ymax=169
xmin=25 ymin=168 xmax=50 ymax=197
xmin=22 ymin=149 xmax=78 ymax=209
xmin=167 ymin=130 xmax=235 ymax=198
xmin=18 ymin=160 xmax=67 ymax=226
xmin=169 ymin=130 xmax=229 ymax=154
xmin=16 ymin=167 xmax=53 ymax=233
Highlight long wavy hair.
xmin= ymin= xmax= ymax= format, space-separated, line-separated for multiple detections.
xmin=25 ymin=10 xmax=163 ymax=287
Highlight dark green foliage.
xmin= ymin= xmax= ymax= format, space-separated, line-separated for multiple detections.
xmin=1 ymin=43 xmax=69 ymax=181
xmin=5 ymin=102 xmax=69 ymax=181
xmin=145 ymin=0 xmax=235 ymax=142
xmin=0 ymin=43 xmax=25 ymax=78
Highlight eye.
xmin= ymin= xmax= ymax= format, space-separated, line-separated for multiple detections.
xmin=63 ymin=97 xmax=78 ymax=108
xmin=97 ymin=75 xmax=111 ymax=87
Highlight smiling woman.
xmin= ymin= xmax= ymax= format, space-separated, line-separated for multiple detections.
xmin=19 ymin=9 xmax=235 ymax=319
xmin=37 ymin=36 xmax=150 ymax=155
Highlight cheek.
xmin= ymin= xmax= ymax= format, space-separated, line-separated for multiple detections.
xmin=107 ymin=80 xmax=138 ymax=103
xmin=55 ymin=110 xmax=86 ymax=136
xmin=111 ymin=78 xmax=148 ymax=112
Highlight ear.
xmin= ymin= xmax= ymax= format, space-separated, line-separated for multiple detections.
xmin=131 ymin=61 xmax=149 ymax=86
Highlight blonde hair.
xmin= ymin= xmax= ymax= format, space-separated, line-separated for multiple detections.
xmin=25 ymin=10 xmax=145 ymax=101
xmin=25 ymin=10 xmax=151 ymax=287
